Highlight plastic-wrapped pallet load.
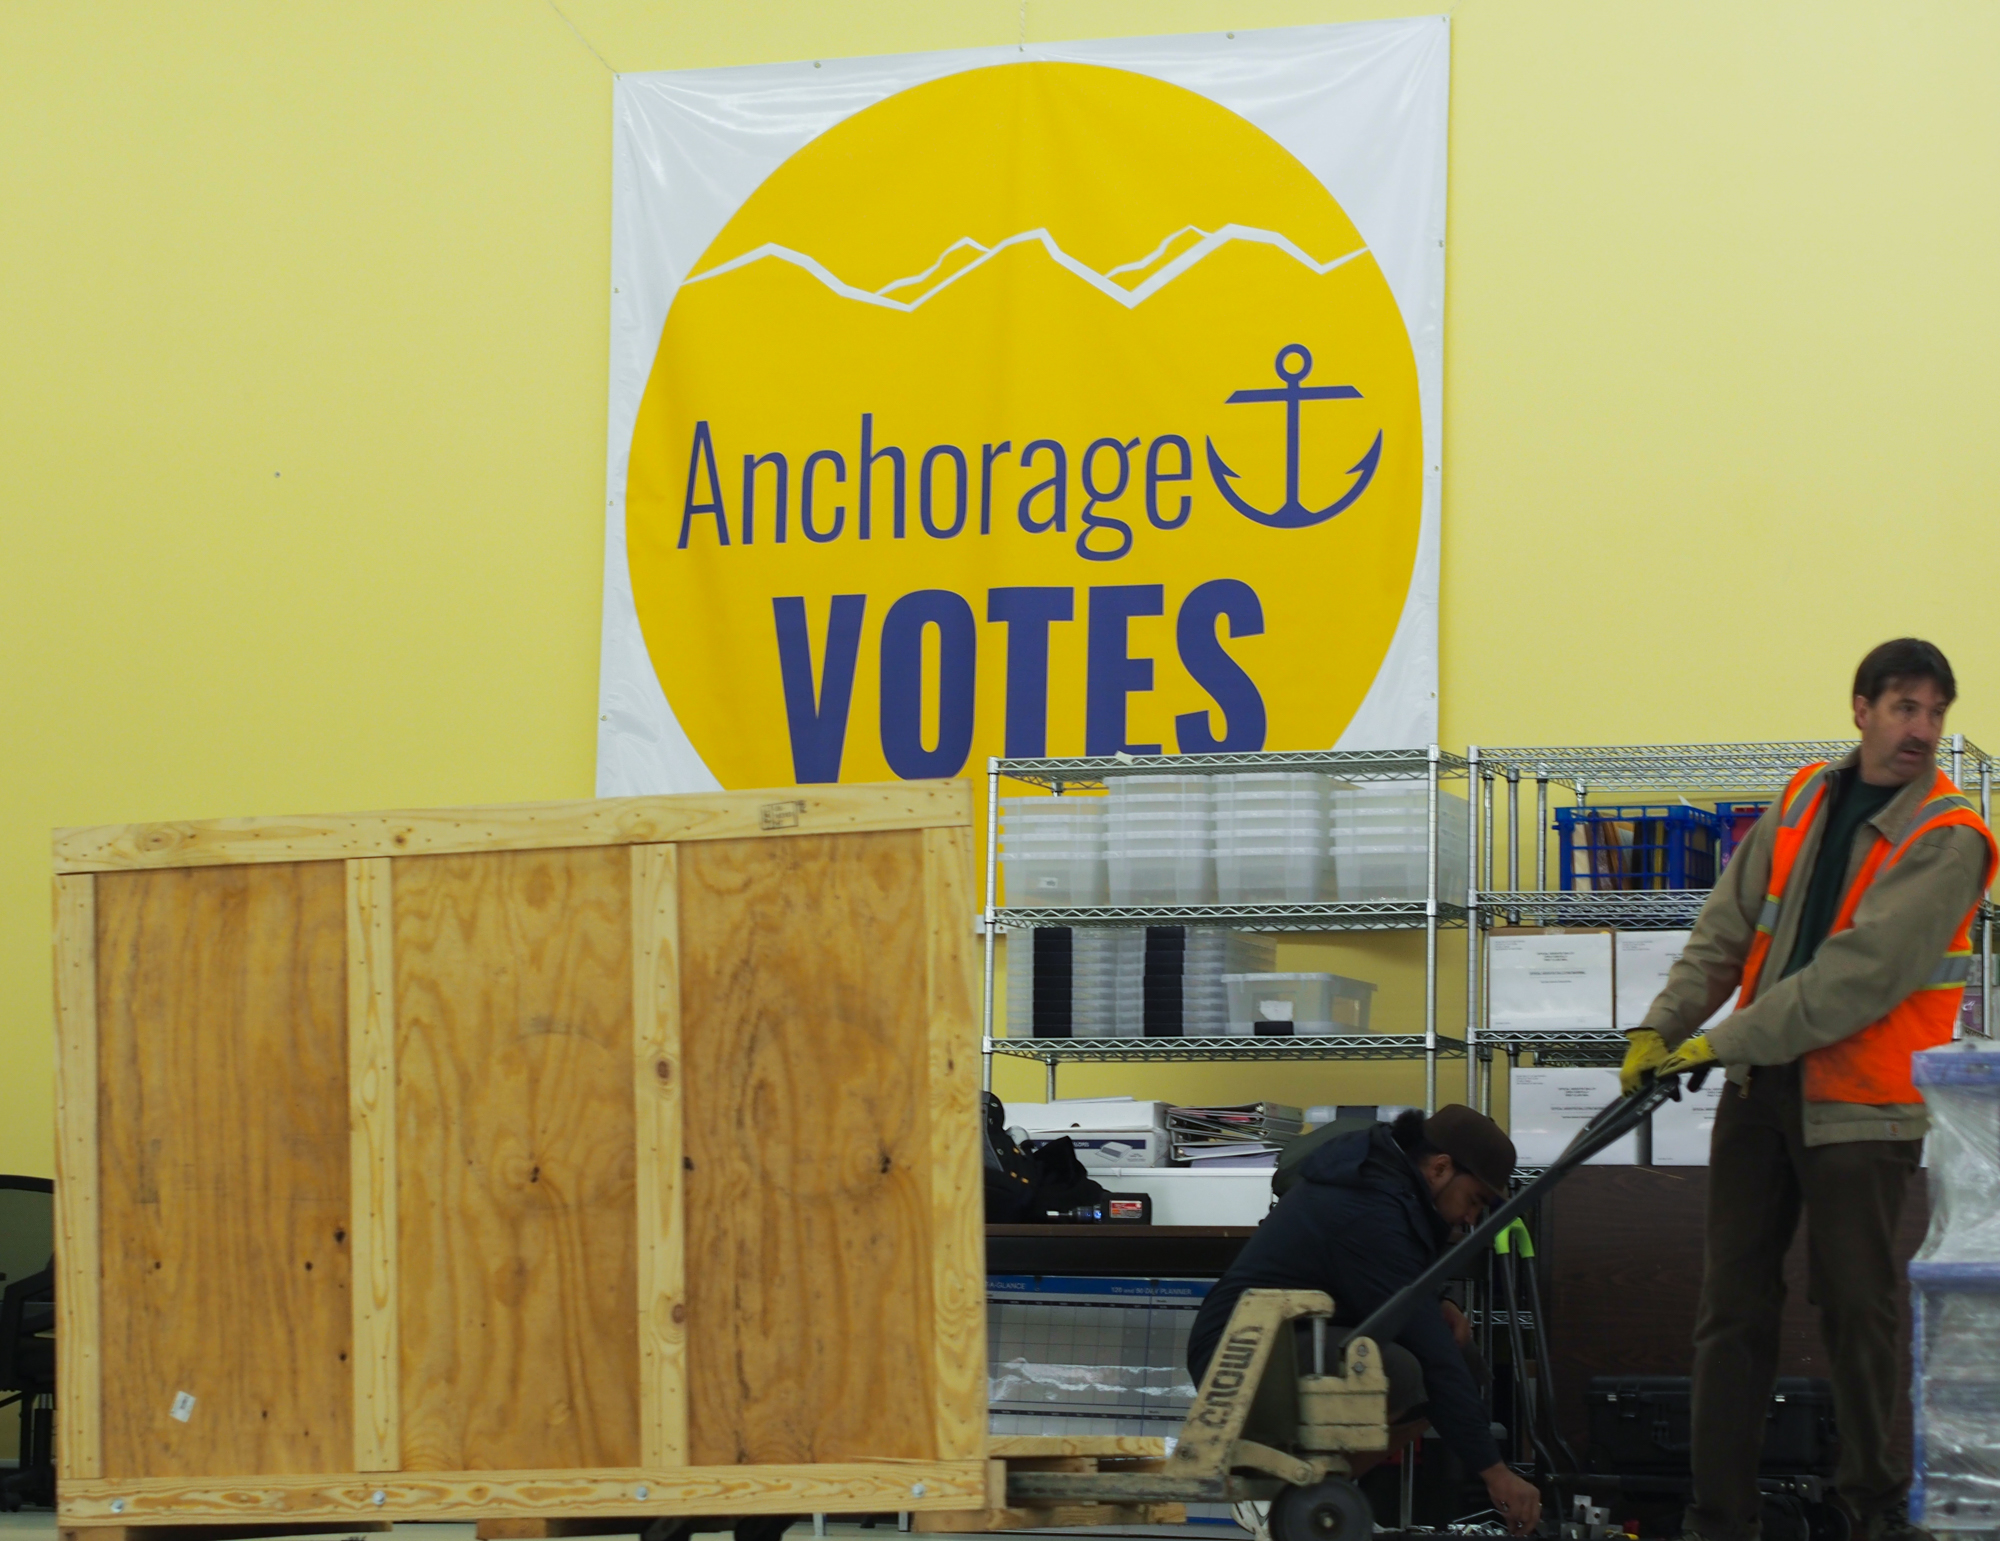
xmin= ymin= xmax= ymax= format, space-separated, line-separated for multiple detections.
xmin=1904 ymin=1040 xmax=2000 ymax=1528
xmin=1911 ymin=1039 xmax=2000 ymax=1533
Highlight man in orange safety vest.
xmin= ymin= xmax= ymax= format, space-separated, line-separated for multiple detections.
xmin=1625 ymin=638 xmax=1997 ymax=1541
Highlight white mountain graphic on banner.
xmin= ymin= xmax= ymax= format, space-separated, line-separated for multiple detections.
xmin=681 ymin=223 xmax=1371 ymax=312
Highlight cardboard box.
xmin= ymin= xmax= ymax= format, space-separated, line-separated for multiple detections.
xmin=1651 ymin=1077 xmax=1726 ymax=1164
xmin=1508 ymin=1067 xmax=1637 ymax=1164
xmin=1022 ymin=1129 xmax=1170 ymax=1169
xmin=1489 ymin=929 xmax=1614 ymax=1032
xmin=1615 ymin=930 xmax=1735 ymax=1033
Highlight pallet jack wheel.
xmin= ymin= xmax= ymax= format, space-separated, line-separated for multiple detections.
xmin=1269 ymin=1477 xmax=1375 ymax=1541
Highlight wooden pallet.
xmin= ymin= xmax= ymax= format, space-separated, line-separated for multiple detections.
xmin=912 ymin=1438 xmax=1186 ymax=1533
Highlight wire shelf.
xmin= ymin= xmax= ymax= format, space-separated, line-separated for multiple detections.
xmin=1474 ymin=890 xmax=1710 ymax=929
xmin=1476 ymin=739 xmax=1993 ymax=792
xmin=992 ymin=900 xmax=1467 ymax=932
xmin=1478 ymin=1029 xmax=1630 ymax=1066
xmin=996 ymin=746 xmax=1469 ymax=791
xmin=985 ymin=1033 xmax=1466 ymax=1063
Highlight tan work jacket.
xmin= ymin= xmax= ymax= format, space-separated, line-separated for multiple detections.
xmin=1638 ymin=751 xmax=1990 ymax=1144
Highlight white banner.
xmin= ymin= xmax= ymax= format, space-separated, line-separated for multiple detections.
xmin=600 ymin=21 xmax=1449 ymax=795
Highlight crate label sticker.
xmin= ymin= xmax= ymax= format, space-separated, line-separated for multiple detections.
xmin=169 ymin=1390 xmax=196 ymax=1423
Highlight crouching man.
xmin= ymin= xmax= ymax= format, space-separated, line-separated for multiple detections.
xmin=1187 ymin=1106 xmax=1543 ymax=1536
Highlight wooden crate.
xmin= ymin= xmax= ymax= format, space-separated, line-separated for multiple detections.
xmin=51 ymin=781 xmax=990 ymax=1532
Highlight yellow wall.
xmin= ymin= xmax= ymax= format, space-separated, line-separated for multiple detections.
xmin=8 ymin=1 xmax=2000 ymax=1172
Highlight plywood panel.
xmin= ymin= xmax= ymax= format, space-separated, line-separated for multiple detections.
xmin=52 ymin=873 xmax=102 ymax=1481
xmin=56 ymin=781 xmax=972 ymax=872
xmin=394 ymin=847 xmax=639 ymax=1472
xmin=56 ymin=1457 xmax=993 ymax=1523
xmin=680 ymin=831 xmax=940 ymax=1465
xmin=95 ymin=863 xmax=353 ymax=1479
xmin=346 ymin=858 xmax=399 ymax=1471
xmin=630 ymin=845 xmax=687 ymax=1467
xmin=921 ymin=828 xmax=985 ymax=1461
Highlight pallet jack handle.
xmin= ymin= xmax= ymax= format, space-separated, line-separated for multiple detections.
xmin=1335 ymin=1067 xmax=1709 ymax=1359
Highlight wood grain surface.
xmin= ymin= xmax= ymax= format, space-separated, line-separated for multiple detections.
xmin=95 ymin=864 xmax=354 ymax=1478
xmin=345 ymin=858 xmax=399 ymax=1472
xmin=680 ymin=831 xmax=941 ymax=1465
xmin=55 ymin=1459 xmax=992 ymax=1523
xmin=393 ymin=846 xmax=640 ymax=1473
xmin=53 ymin=873 xmax=103 ymax=1481
xmin=55 ymin=781 xmax=972 ymax=873
xmin=921 ymin=827 xmax=985 ymax=1462
xmin=1545 ymin=1164 xmax=1931 ymax=1459
xmin=629 ymin=845 xmax=687 ymax=1468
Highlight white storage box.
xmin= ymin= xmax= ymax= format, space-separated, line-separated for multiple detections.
xmin=1613 ymin=929 xmax=1736 ymax=1034
xmin=1007 ymin=1097 xmax=1169 ymax=1134
xmin=1508 ymin=1067 xmax=1637 ymax=1165
xmin=1650 ymin=1076 xmax=1725 ymax=1165
xmin=1105 ymin=1168 xmax=1275 ymax=1225
xmin=1021 ymin=1129 xmax=1170 ymax=1168
xmin=1223 ymin=972 xmax=1376 ymax=1033
xmin=1488 ymin=930 xmax=1614 ymax=1032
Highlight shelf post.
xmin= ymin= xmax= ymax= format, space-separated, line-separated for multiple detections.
xmin=1985 ymin=757 xmax=1994 ymax=1039
xmin=1425 ymin=744 xmax=1440 ymax=1113
xmin=1952 ymin=733 xmax=1965 ymax=791
xmin=983 ymin=757 xmax=1001 ymax=1089
xmin=1467 ymin=747 xmax=1482 ymax=1108
xmin=1536 ymin=775 xmax=1550 ymax=891
xmin=1045 ymin=1055 xmax=1058 ymax=1102
xmin=1507 ymin=768 xmax=1521 ymax=892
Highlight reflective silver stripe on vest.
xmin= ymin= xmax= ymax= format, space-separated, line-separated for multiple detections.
xmin=1910 ymin=794 xmax=1974 ymax=827
xmin=1780 ymin=770 xmax=1827 ymax=828
xmin=1757 ymin=896 xmax=1782 ymax=933
xmin=1927 ymin=953 xmax=1973 ymax=988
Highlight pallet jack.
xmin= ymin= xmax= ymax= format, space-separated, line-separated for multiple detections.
xmin=999 ymin=1069 xmax=1709 ymax=1541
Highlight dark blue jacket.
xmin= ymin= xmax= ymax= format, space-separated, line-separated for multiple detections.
xmin=1186 ymin=1124 xmax=1501 ymax=1473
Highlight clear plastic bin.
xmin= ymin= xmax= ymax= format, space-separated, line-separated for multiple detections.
xmin=1002 ymin=850 xmax=1107 ymax=906
xmin=1216 ymin=845 xmax=1330 ymax=904
xmin=1223 ymin=971 xmax=1377 ymax=1033
xmin=1108 ymin=849 xmax=1216 ymax=905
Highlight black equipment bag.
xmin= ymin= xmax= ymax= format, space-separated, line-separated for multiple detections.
xmin=983 ymin=1092 xmax=1146 ymax=1223
xmin=1587 ymin=1375 xmax=1837 ymax=1474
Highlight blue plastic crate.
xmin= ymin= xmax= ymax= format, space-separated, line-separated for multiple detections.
xmin=1715 ymin=801 xmax=1772 ymax=870
xmin=1556 ymin=804 xmax=1724 ymax=891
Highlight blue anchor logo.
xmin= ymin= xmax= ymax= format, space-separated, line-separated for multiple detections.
xmin=1205 ymin=343 xmax=1383 ymax=529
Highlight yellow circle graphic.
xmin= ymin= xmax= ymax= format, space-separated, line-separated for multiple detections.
xmin=627 ymin=61 xmax=1421 ymax=788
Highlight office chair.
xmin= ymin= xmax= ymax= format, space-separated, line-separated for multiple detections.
xmin=0 ymin=1177 xmax=54 ymax=1510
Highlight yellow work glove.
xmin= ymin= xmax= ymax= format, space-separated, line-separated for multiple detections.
xmin=1658 ymin=1034 xmax=1718 ymax=1078
xmin=1619 ymin=1029 xmax=1670 ymax=1095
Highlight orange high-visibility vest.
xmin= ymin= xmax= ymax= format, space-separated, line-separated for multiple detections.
xmin=1735 ymin=762 xmax=1999 ymax=1104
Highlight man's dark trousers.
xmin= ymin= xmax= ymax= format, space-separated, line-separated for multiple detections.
xmin=1686 ymin=1064 xmax=1920 ymax=1540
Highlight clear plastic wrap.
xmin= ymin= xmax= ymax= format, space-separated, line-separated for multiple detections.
xmin=1911 ymin=1042 xmax=2000 ymax=1531
xmin=1917 ymin=1044 xmax=2000 ymax=1264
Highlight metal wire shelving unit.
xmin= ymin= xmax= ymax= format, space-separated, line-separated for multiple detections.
xmin=981 ymin=746 xmax=1472 ymax=1110
xmin=1462 ymin=736 xmax=1998 ymax=1108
